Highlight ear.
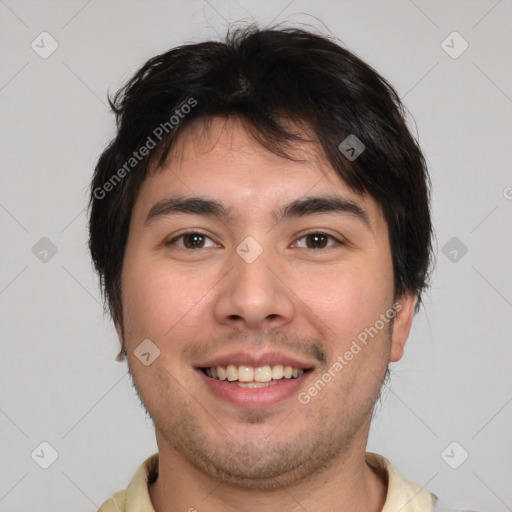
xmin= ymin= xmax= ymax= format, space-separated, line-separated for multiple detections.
xmin=114 ymin=321 xmax=127 ymax=362
xmin=390 ymin=293 xmax=417 ymax=363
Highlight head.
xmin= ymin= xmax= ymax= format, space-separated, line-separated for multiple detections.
xmin=89 ymin=27 xmax=432 ymax=488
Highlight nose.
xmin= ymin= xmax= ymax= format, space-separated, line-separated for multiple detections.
xmin=213 ymin=247 xmax=296 ymax=331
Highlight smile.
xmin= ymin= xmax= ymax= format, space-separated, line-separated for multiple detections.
xmin=201 ymin=364 xmax=306 ymax=388
xmin=198 ymin=363 xmax=312 ymax=408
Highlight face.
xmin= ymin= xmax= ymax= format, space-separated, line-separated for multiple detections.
xmin=120 ymin=117 xmax=415 ymax=488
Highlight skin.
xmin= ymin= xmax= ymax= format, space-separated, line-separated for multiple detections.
xmin=118 ymin=117 xmax=417 ymax=512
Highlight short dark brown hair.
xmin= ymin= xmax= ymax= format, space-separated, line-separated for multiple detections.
xmin=89 ymin=26 xmax=433 ymax=330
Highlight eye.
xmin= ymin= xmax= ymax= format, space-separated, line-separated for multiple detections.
xmin=167 ymin=232 xmax=218 ymax=249
xmin=293 ymin=232 xmax=341 ymax=250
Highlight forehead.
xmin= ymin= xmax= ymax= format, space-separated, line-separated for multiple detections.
xmin=134 ymin=117 xmax=384 ymax=227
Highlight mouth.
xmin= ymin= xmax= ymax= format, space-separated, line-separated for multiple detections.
xmin=200 ymin=364 xmax=310 ymax=388
xmin=196 ymin=355 xmax=314 ymax=409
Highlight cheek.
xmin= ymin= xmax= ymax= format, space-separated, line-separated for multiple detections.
xmin=295 ymin=262 xmax=393 ymax=347
xmin=121 ymin=258 xmax=216 ymax=346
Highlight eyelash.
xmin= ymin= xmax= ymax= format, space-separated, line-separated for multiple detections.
xmin=166 ymin=231 xmax=344 ymax=250
xmin=293 ymin=232 xmax=343 ymax=249
xmin=167 ymin=231 xmax=219 ymax=249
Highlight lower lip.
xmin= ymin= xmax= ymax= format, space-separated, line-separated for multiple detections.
xmin=197 ymin=369 xmax=311 ymax=409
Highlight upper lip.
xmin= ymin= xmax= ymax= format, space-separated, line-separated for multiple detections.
xmin=195 ymin=351 xmax=316 ymax=370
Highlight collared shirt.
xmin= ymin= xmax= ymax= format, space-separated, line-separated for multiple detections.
xmin=98 ymin=452 xmax=469 ymax=512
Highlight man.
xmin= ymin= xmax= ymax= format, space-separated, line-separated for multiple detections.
xmin=89 ymin=26 xmax=467 ymax=512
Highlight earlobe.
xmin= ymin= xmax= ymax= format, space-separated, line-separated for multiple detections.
xmin=390 ymin=293 xmax=417 ymax=363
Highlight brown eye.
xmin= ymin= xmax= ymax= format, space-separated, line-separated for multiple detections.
xmin=305 ymin=234 xmax=328 ymax=249
xmin=183 ymin=233 xmax=206 ymax=248
xmin=293 ymin=232 xmax=340 ymax=250
xmin=168 ymin=232 xmax=217 ymax=249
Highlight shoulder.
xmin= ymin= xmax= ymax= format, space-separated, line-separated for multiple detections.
xmin=366 ymin=452 xmax=436 ymax=511
xmin=97 ymin=453 xmax=159 ymax=512
xmin=98 ymin=489 xmax=127 ymax=511
xmin=366 ymin=453 xmax=479 ymax=512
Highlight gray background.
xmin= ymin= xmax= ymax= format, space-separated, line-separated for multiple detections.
xmin=0 ymin=1 xmax=511 ymax=511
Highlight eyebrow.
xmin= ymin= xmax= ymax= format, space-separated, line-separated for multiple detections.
xmin=145 ymin=196 xmax=231 ymax=226
xmin=275 ymin=196 xmax=370 ymax=229
xmin=144 ymin=195 xmax=370 ymax=229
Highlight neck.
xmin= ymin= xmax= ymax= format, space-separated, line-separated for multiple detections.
xmin=148 ymin=432 xmax=387 ymax=512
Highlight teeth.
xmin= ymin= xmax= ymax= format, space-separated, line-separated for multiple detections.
xmin=236 ymin=381 xmax=277 ymax=388
xmin=204 ymin=364 xmax=305 ymax=383
xmin=254 ymin=365 xmax=272 ymax=382
xmin=238 ymin=366 xmax=254 ymax=382
xmin=272 ymin=364 xmax=284 ymax=379
xmin=226 ymin=364 xmax=238 ymax=381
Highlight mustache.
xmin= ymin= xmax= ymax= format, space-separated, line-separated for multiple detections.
xmin=182 ymin=330 xmax=327 ymax=364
